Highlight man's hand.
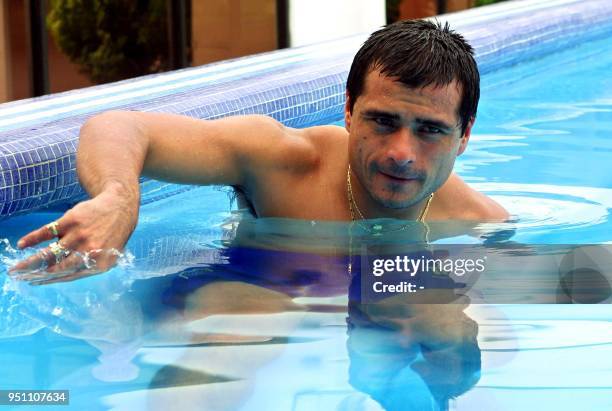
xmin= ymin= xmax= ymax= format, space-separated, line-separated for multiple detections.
xmin=9 ymin=185 xmax=138 ymax=285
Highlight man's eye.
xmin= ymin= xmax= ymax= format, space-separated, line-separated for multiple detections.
xmin=418 ymin=125 xmax=443 ymax=135
xmin=373 ymin=117 xmax=396 ymax=129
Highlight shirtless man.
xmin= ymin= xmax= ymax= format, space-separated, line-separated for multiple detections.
xmin=12 ymin=19 xmax=508 ymax=280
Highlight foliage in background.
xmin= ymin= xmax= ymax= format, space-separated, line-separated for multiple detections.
xmin=47 ymin=0 xmax=168 ymax=84
xmin=475 ymin=0 xmax=508 ymax=6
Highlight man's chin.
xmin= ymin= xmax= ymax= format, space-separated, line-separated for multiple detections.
xmin=368 ymin=188 xmax=427 ymax=209
xmin=371 ymin=195 xmax=423 ymax=210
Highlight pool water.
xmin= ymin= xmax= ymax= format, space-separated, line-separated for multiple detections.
xmin=1 ymin=31 xmax=612 ymax=411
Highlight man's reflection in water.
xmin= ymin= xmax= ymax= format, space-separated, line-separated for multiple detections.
xmin=346 ymin=273 xmax=481 ymax=411
xmin=133 ymin=218 xmax=484 ymax=410
xmin=137 ymin=246 xmax=481 ymax=410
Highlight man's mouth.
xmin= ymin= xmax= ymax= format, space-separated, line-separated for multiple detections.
xmin=379 ymin=171 xmax=419 ymax=182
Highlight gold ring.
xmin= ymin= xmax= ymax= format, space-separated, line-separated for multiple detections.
xmin=48 ymin=241 xmax=69 ymax=263
xmin=45 ymin=221 xmax=60 ymax=237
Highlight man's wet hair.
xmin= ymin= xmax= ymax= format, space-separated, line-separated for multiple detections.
xmin=346 ymin=19 xmax=480 ymax=135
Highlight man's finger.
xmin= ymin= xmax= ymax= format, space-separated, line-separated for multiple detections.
xmin=8 ymin=246 xmax=66 ymax=280
xmin=8 ymin=252 xmax=48 ymax=274
xmin=9 ymin=238 xmax=74 ymax=274
xmin=16 ymin=220 xmax=65 ymax=249
xmin=46 ymin=252 xmax=87 ymax=275
xmin=10 ymin=270 xmax=51 ymax=282
xmin=30 ymin=269 xmax=100 ymax=286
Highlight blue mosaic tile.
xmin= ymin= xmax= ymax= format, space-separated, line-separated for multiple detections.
xmin=18 ymin=169 xmax=27 ymax=184
xmin=51 ymin=145 xmax=61 ymax=157
xmin=50 ymin=189 xmax=61 ymax=202
xmin=39 ymin=193 xmax=52 ymax=204
xmin=15 ymin=153 xmax=25 ymax=167
xmin=11 ymin=201 xmax=20 ymax=214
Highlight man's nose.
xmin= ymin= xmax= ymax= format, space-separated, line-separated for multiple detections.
xmin=386 ymin=128 xmax=417 ymax=166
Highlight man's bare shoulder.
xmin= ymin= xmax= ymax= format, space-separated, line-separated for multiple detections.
xmin=243 ymin=117 xmax=331 ymax=176
xmin=301 ymin=124 xmax=349 ymax=150
xmin=245 ymin=122 xmax=346 ymax=183
xmin=291 ymin=124 xmax=348 ymax=174
xmin=432 ymin=173 xmax=510 ymax=222
xmin=274 ymin=123 xmax=347 ymax=162
xmin=244 ymin=123 xmax=350 ymax=219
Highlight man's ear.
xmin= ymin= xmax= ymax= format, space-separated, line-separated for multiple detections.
xmin=344 ymin=90 xmax=352 ymax=132
xmin=457 ymin=117 xmax=474 ymax=156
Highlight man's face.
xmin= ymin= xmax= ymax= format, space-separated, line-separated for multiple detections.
xmin=345 ymin=69 xmax=473 ymax=209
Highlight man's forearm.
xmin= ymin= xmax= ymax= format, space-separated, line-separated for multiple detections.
xmin=77 ymin=111 xmax=148 ymax=203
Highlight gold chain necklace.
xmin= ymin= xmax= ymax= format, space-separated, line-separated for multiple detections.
xmin=346 ymin=164 xmax=434 ymax=276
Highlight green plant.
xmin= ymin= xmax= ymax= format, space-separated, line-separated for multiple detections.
xmin=46 ymin=0 xmax=168 ymax=83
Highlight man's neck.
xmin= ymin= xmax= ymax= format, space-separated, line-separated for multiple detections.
xmin=349 ymin=167 xmax=430 ymax=221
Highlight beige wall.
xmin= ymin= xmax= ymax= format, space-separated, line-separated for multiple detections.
xmin=192 ymin=0 xmax=277 ymax=66
xmin=47 ymin=28 xmax=92 ymax=94
xmin=447 ymin=0 xmax=476 ymax=13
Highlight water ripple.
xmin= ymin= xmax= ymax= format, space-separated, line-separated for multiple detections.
xmin=474 ymin=183 xmax=612 ymax=242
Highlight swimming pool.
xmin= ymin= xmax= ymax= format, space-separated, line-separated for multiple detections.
xmin=2 ymin=1 xmax=612 ymax=411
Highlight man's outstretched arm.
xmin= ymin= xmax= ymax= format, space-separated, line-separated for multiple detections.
xmin=79 ymin=110 xmax=314 ymax=193
xmin=11 ymin=111 xmax=311 ymax=282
